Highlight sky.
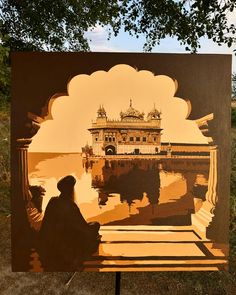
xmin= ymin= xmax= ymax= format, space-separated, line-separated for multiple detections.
xmin=85 ymin=11 xmax=236 ymax=73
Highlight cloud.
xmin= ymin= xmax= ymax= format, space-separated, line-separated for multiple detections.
xmin=86 ymin=25 xmax=107 ymax=44
xmin=29 ymin=64 xmax=209 ymax=152
xmin=227 ymin=10 xmax=236 ymax=25
xmin=86 ymin=25 xmax=124 ymax=52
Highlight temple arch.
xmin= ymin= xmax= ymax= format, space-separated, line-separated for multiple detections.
xmin=105 ymin=145 xmax=116 ymax=155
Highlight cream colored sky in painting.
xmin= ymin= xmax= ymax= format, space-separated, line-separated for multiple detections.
xmin=29 ymin=64 xmax=209 ymax=152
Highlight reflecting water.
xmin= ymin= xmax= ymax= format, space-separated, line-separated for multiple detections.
xmin=28 ymin=153 xmax=209 ymax=226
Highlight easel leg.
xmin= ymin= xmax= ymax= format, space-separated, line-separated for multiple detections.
xmin=115 ymin=272 xmax=121 ymax=295
xmin=65 ymin=272 xmax=77 ymax=287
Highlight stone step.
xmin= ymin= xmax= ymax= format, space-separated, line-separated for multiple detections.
xmin=83 ymin=257 xmax=228 ymax=272
xmin=95 ymin=242 xmax=206 ymax=258
xmin=83 ymin=266 xmax=226 ymax=272
xmin=99 ymin=230 xmax=205 ymax=242
xmin=100 ymin=225 xmax=195 ymax=231
xmin=84 ymin=259 xmax=227 ymax=266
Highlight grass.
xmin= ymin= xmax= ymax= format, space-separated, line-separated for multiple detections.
xmin=0 ymin=103 xmax=236 ymax=294
xmin=232 ymin=108 xmax=236 ymax=128
xmin=0 ymin=102 xmax=10 ymax=214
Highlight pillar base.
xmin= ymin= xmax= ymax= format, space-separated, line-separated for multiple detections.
xmin=191 ymin=200 xmax=215 ymax=238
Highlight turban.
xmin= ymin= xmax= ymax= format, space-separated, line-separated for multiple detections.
xmin=57 ymin=175 xmax=76 ymax=193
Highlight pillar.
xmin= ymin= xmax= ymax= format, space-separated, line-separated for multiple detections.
xmin=191 ymin=145 xmax=218 ymax=237
xmin=12 ymin=138 xmax=33 ymax=271
xmin=16 ymin=138 xmax=32 ymax=202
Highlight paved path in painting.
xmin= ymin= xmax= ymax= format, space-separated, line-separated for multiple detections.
xmin=83 ymin=226 xmax=228 ymax=272
xmin=29 ymin=225 xmax=228 ymax=272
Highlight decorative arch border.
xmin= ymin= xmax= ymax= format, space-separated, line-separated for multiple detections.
xmin=23 ymin=65 xmax=216 ymax=238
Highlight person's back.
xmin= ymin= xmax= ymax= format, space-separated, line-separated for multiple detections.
xmin=38 ymin=175 xmax=100 ymax=271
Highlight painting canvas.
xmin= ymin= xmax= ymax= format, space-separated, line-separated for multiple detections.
xmin=11 ymin=53 xmax=231 ymax=272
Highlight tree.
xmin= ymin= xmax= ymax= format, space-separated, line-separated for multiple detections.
xmin=0 ymin=0 xmax=121 ymax=102
xmin=233 ymin=73 xmax=236 ymax=99
xmin=1 ymin=0 xmax=236 ymax=52
xmin=0 ymin=0 xmax=121 ymax=51
xmin=119 ymin=0 xmax=236 ymax=52
xmin=0 ymin=42 xmax=10 ymax=103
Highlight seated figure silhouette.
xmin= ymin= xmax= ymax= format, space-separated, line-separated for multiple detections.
xmin=38 ymin=175 xmax=100 ymax=271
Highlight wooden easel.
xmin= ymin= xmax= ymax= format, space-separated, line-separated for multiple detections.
xmin=66 ymin=271 xmax=121 ymax=294
xmin=115 ymin=272 xmax=121 ymax=295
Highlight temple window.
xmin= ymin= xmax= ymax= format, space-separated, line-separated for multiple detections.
xmin=136 ymin=137 xmax=140 ymax=141
xmin=109 ymin=137 xmax=112 ymax=142
xmin=143 ymin=137 xmax=146 ymax=142
xmin=130 ymin=137 xmax=134 ymax=141
xmin=95 ymin=137 xmax=98 ymax=141
xmin=153 ymin=137 xmax=156 ymax=141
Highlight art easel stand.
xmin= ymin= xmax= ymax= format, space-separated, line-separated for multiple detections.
xmin=115 ymin=272 xmax=121 ymax=295
xmin=65 ymin=271 xmax=121 ymax=294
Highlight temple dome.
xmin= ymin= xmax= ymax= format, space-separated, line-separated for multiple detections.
xmin=97 ymin=105 xmax=107 ymax=118
xmin=147 ymin=104 xmax=161 ymax=120
xmin=120 ymin=100 xmax=144 ymax=121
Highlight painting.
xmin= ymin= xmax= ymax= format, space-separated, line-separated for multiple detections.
xmin=11 ymin=53 xmax=231 ymax=272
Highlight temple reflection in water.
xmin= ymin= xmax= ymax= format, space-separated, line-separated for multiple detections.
xmin=84 ymin=157 xmax=209 ymax=226
xmin=92 ymin=160 xmax=161 ymax=208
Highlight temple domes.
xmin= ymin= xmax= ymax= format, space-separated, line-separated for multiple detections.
xmin=120 ymin=99 xmax=144 ymax=121
xmin=147 ymin=104 xmax=161 ymax=120
xmin=97 ymin=105 xmax=107 ymax=118
xmin=90 ymin=100 xmax=162 ymax=156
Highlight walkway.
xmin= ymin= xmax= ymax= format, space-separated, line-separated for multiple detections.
xmin=29 ymin=225 xmax=228 ymax=272
xmin=83 ymin=225 xmax=228 ymax=271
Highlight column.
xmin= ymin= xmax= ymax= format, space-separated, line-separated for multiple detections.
xmin=191 ymin=113 xmax=218 ymax=237
xmin=16 ymin=138 xmax=32 ymax=203
xmin=205 ymin=146 xmax=218 ymax=209
xmin=191 ymin=145 xmax=218 ymax=235
xmin=12 ymin=138 xmax=32 ymax=271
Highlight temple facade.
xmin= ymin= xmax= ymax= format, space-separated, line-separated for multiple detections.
xmin=88 ymin=100 xmax=162 ymax=156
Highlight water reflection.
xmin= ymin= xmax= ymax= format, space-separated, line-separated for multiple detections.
xmin=28 ymin=153 xmax=209 ymax=226
xmin=91 ymin=160 xmax=160 ymax=207
xmin=84 ymin=158 xmax=209 ymax=225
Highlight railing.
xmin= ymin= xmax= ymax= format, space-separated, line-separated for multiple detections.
xmin=86 ymin=154 xmax=210 ymax=160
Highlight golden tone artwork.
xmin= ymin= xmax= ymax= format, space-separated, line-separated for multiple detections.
xmin=11 ymin=53 xmax=231 ymax=272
